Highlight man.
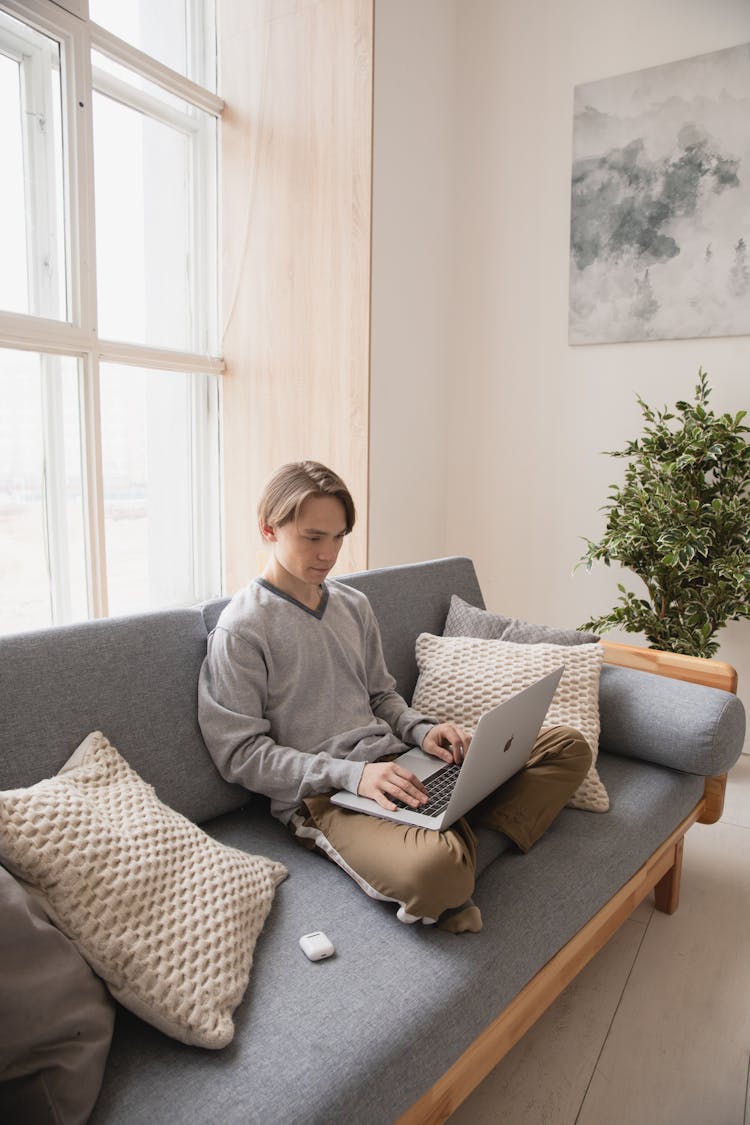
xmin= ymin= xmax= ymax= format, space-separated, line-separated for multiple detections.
xmin=199 ymin=461 xmax=591 ymax=932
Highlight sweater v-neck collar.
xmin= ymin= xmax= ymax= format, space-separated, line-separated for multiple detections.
xmin=255 ymin=576 xmax=329 ymax=619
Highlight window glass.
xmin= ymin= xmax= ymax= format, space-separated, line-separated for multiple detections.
xmin=89 ymin=0 xmax=216 ymax=90
xmin=100 ymin=363 xmax=220 ymax=616
xmin=0 ymin=349 xmax=87 ymax=635
xmin=0 ymin=11 xmax=67 ymax=320
xmin=0 ymin=51 xmax=28 ymax=314
xmin=92 ymin=61 xmax=217 ymax=354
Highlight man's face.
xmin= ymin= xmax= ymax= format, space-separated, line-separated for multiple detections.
xmin=264 ymin=494 xmax=348 ymax=588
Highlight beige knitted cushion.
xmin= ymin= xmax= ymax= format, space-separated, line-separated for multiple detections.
xmin=412 ymin=633 xmax=609 ymax=812
xmin=0 ymin=732 xmax=287 ymax=1049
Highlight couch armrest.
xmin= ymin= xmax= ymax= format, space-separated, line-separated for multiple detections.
xmin=598 ymin=660 xmax=745 ymax=776
xmin=601 ymin=640 xmax=738 ymax=692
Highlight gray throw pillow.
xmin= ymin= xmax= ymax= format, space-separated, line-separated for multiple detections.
xmin=0 ymin=865 xmax=115 ymax=1125
xmin=443 ymin=594 xmax=600 ymax=646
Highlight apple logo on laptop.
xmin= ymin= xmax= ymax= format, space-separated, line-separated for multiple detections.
xmin=503 ymin=736 xmax=514 ymax=754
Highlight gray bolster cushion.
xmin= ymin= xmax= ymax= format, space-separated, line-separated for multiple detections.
xmin=598 ymin=663 xmax=746 ymax=776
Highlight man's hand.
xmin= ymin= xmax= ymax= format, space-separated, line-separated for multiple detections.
xmin=358 ymin=761 xmax=429 ymax=811
xmin=422 ymin=722 xmax=472 ymax=764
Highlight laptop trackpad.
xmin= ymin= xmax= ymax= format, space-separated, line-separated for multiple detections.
xmin=396 ymin=747 xmax=446 ymax=782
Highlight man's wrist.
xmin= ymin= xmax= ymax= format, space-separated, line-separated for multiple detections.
xmin=415 ymin=721 xmax=436 ymax=749
xmin=353 ymin=761 xmax=367 ymax=795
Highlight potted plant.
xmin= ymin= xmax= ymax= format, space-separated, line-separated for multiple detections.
xmin=578 ymin=368 xmax=750 ymax=658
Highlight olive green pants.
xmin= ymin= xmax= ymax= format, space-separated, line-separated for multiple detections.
xmin=289 ymin=726 xmax=592 ymax=923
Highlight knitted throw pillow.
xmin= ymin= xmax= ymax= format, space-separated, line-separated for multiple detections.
xmin=412 ymin=633 xmax=609 ymax=812
xmin=0 ymin=732 xmax=287 ymax=1049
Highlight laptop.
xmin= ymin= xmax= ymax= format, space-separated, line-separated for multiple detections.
xmin=330 ymin=666 xmax=563 ymax=831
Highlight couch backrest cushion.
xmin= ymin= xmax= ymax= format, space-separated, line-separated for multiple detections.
xmin=336 ymin=556 xmax=485 ymax=701
xmin=1 ymin=559 xmax=484 ymax=823
xmin=0 ymin=609 xmax=247 ymax=824
xmin=201 ymin=596 xmax=231 ymax=634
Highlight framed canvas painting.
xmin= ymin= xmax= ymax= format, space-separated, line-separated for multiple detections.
xmin=569 ymin=43 xmax=750 ymax=345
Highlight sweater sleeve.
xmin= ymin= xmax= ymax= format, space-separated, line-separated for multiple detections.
xmin=198 ymin=627 xmax=364 ymax=806
xmin=361 ymin=602 xmax=436 ymax=748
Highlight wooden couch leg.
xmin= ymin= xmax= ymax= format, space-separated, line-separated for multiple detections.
xmin=653 ymin=837 xmax=684 ymax=914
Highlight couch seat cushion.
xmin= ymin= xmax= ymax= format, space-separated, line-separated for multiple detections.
xmin=88 ymin=753 xmax=702 ymax=1125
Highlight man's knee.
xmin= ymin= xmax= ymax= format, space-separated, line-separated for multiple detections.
xmin=554 ymin=726 xmax=593 ymax=782
xmin=400 ymin=832 xmax=475 ymax=913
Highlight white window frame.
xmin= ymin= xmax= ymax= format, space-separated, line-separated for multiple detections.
xmin=0 ymin=0 xmax=224 ymax=625
xmin=0 ymin=18 xmax=63 ymax=319
xmin=1 ymin=15 xmax=76 ymax=620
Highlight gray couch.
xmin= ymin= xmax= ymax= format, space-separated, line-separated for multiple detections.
xmin=0 ymin=556 xmax=745 ymax=1125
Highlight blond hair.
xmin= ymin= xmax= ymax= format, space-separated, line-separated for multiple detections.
xmin=257 ymin=461 xmax=356 ymax=534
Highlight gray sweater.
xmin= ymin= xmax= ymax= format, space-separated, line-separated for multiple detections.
xmin=198 ymin=578 xmax=435 ymax=823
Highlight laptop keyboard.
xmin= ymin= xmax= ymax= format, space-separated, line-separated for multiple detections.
xmin=393 ymin=761 xmax=462 ymax=817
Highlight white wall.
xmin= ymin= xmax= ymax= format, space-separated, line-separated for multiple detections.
xmin=370 ymin=0 xmax=750 ymax=737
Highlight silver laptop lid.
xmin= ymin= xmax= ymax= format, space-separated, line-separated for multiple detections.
xmin=330 ymin=666 xmax=563 ymax=830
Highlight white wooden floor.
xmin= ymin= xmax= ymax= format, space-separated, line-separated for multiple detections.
xmin=448 ymin=754 xmax=750 ymax=1125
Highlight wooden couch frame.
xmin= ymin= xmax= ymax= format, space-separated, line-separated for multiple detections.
xmin=397 ymin=641 xmax=737 ymax=1125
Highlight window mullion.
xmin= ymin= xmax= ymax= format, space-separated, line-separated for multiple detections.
xmin=66 ymin=6 xmax=96 ymax=336
xmin=91 ymin=65 xmax=201 ymax=135
xmin=66 ymin=12 xmax=107 ymax=617
xmin=40 ymin=352 xmax=72 ymax=622
xmin=97 ymin=338 xmax=224 ymax=375
xmin=0 ymin=315 xmax=223 ymax=373
xmin=79 ymin=351 xmax=108 ymax=618
xmin=189 ymin=373 xmax=221 ymax=602
xmin=90 ymin=21 xmax=222 ymax=117
xmin=188 ymin=0 xmax=217 ymax=96
xmin=191 ymin=109 xmax=217 ymax=358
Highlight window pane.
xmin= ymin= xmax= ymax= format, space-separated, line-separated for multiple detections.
xmin=89 ymin=0 xmax=216 ymax=91
xmin=92 ymin=76 xmax=218 ymax=353
xmin=0 ymin=12 xmax=67 ymax=320
xmin=99 ymin=364 xmax=220 ymax=616
xmin=0 ymin=349 xmax=87 ymax=635
xmin=0 ymin=52 xmax=28 ymax=313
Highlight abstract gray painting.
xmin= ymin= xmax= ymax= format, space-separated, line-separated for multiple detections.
xmin=569 ymin=43 xmax=750 ymax=345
